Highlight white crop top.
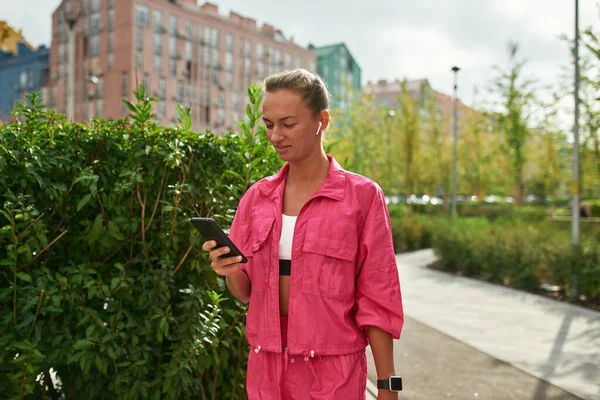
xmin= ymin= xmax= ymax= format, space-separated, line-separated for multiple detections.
xmin=279 ymin=214 xmax=297 ymax=260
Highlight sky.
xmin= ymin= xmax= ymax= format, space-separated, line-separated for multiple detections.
xmin=2 ymin=0 xmax=599 ymax=109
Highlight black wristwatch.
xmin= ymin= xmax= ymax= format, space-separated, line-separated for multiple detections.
xmin=377 ymin=376 xmax=403 ymax=392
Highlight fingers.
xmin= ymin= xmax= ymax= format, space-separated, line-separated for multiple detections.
xmin=202 ymin=240 xmax=217 ymax=251
xmin=201 ymin=241 xmax=243 ymax=276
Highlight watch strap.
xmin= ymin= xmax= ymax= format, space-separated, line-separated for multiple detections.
xmin=377 ymin=376 xmax=403 ymax=392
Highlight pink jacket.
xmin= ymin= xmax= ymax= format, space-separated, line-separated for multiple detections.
xmin=229 ymin=155 xmax=403 ymax=356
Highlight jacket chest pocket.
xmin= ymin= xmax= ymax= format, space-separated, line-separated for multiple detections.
xmin=301 ymin=217 xmax=358 ymax=299
xmin=241 ymin=217 xmax=274 ymax=292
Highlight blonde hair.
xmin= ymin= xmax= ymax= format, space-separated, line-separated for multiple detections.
xmin=263 ymin=69 xmax=331 ymax=116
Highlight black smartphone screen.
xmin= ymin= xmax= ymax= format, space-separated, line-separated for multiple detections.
xmin=191 ymin=217 xmax=248 ymax=263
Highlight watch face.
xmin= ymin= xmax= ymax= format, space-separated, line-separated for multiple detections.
xmin=390 ymin=377 xmax=403 ymax=391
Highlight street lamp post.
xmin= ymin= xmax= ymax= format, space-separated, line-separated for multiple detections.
xmin=571 ymin=0 xmax=580 ymax=298
xmin=62 ymin=0 xmax=82 ymax=121
xmin=451 ymin=66 xmax=460 ymax=218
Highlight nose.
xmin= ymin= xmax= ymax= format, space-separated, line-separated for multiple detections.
xmin=269 ymin=126 xmax=284 ymax=143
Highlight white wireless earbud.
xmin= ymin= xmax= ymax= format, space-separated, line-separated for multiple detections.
xmin=315 ymin=121 xmax=322 ymax=136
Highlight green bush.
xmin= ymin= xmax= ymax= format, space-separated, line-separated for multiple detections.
xmin=387 ymin=211 xmax=600 ymax=302
xmin=587 ymin=200 xmax=600 ymax=217
xmin=0 ymin=87 xmax=281 ymax=399
xmin=388 ymin=206 xmax=435 ymax=253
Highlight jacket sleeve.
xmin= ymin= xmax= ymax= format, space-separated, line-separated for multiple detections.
xmin=354 ymin=186 xmax=404 ymax=339
xmin=227 ymin=191 xmax=250 ymax=275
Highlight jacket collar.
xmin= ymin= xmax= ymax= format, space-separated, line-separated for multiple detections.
xmin=258 ymin=154 xmax=346 ymax=203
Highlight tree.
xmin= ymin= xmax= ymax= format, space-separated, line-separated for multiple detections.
xmin=420 ymin=86 xmax=450 ymax=199
xmin=582 ymin=27 xmax=600 ymax=197
xmin=397 ymin=80 xmax=421 ymax=196
xmin=491 ymin=41 xmax=536 ymax=205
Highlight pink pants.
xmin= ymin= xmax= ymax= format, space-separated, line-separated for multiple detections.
xmin=246 ymin=316 xmax=367 ymax=400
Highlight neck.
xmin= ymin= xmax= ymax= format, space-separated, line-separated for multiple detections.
xmin=287 ymin=149 xmax=329 ymax=188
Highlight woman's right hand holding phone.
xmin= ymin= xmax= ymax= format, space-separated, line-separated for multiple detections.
xmin=202 ymin=240 xmax=251 ymax=303
xmin=202 ymin=240 xmax=244 ymax=276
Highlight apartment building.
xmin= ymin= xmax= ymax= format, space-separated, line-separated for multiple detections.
xmin=0 ymin=42 xmax=50 ymax=121
xmin=49 ymin=0 xmax=316 ymax=132
xmin=308 ymin=43 xmax=361 ymax=110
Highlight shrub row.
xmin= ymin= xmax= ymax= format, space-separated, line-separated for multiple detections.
xmin=0 ymin=87 xmax=280 ymax=399
xmin=388 ymin=206 xmax=600 ymax=301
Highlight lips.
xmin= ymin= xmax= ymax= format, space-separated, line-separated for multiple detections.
xmin=274 ymin=145 xmax=292 ymax=152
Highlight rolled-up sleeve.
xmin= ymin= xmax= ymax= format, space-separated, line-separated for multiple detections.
xmin=354 ymin=186 xmax=404 ymax=339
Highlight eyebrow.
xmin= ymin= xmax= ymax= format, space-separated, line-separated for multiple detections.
xmin=262 ymin=116 xmax=298 ymax=123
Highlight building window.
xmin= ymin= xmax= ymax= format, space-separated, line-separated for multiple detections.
xmin=143 ymin=74 xmax=150 ymax=91
xmin=296 ymin=56 xmax=304 ymax=69
xmin=108 ymin=54 xmax=114 ymax=71
xmin=232 ymin=92 xmax=240 ymax=124
xmin=225 ymin=53 xmax=233 ymax=71
xmin=226 ymin=71 xmax=233 ymax=89
xmin=211 ymin=28 xmax=219 ymax=48
xmin=203 ymin=46 xmax=210 ymax=66
xmin=245 ymin=39 xmax=251 ymax=57
xmin=121 ymin=72 xmax=128 ymax=97
xmin=218 ymin=90 xmax=225 ymax=108
xmin=185 ymin=42 xmax=192 ymax=61
xmin=285 ymin=53 xmax=292 ymax=70
xmin=184 ymin=84 xmax=192 ymax=108
xmin=159 ymin=78 xmax=166 ymax=99
xmin=309 ymin=61 xmax=316 ymax=72
xmin=153 ymin=10 xmax=163 ymax=32
xmin=154 ymin=34 xmax=162 ymax=55
xmin=136 ymin=28 xmax=143 ymax=50
xmin=169 ymin=16 xmax=178 ymax=36
xmin=90 ymin=13 xmax=100 ymax=34
xmin=136 ymin=51 xmax=143 ymax=70
xmin=136 ymin=5 xmax=149 ymax=27
xmin=226 ymin=34 xmax=233 ymax=53
xmin=97 ymin=77 xmax=104 ymax=99
xmin=256 ymin=44 xmax=264 ymax=61
xmin=90 ymin=35 xmax=100 ymax=56
xmin=185 ymin=20 xmax=192 ymax=40
xmin=91 ymin=0 xmax=100 ymax=13
xmin=176 ymin=81 xmax=183 ymax=103
xmin=108 ymin=0 xmax=114 ymax=9
xmin=158 ymin=101 xmax=166 ymax=118
xmin=212 ymin=48 xmax=219 ymax=68
xmin=108 ymin=33 xmax=114 ymax=53
xmin=257 ymin=63 xmax=264 ymax=81
xmin=169 ymin=59 xmax=177 ymax=77
xmin=108 ymin=10 xmax=114 ymax=32
xmin=154 ymin=55 xmax=161 ymax=73
xmin=169 ymin=36 xmax=177 ymax=58
xmin=97 ymin=99 xmax=104 ymax=117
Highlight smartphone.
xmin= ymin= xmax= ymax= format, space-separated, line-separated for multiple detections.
xmin=191 ymin=217 xmax=248 ymax=263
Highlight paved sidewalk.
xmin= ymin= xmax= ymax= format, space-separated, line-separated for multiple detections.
xmin=367 ymin=317 xmax=579 ymax=399
xmin=387 ymin=249 xmax=600 ymax=400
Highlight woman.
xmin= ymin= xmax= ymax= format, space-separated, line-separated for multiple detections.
xmin=202 ymin=69 xmax=403 ymax=399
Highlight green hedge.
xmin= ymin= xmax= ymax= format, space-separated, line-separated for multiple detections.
xmin=0 ymin=87 xmax=281 ymax=399
xmin=388 ymin=208 xmax=600 ymax=301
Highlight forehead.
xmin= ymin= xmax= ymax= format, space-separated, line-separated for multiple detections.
xmin=263 ymin=89 xmax=310 ymax=119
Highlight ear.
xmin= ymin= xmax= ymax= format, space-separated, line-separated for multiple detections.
xmin=319 ymin=110 xmax=330 ymax=132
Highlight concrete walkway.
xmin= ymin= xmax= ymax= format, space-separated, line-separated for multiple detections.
xmin=385 ymin=249 xmax=600 ymax=400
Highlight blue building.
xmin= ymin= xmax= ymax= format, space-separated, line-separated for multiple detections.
xmin=0 ymin=42 xmax=50 ymax=121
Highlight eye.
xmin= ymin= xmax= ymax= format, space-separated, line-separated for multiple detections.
xmin=265 ymin=124 xmax=273 ymax=130
xmin=283 ymin=123 xmax=296 ymax=128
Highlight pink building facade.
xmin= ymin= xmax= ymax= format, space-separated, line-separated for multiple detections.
xmin=49 ymin=0 xmax=316 ymax=132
